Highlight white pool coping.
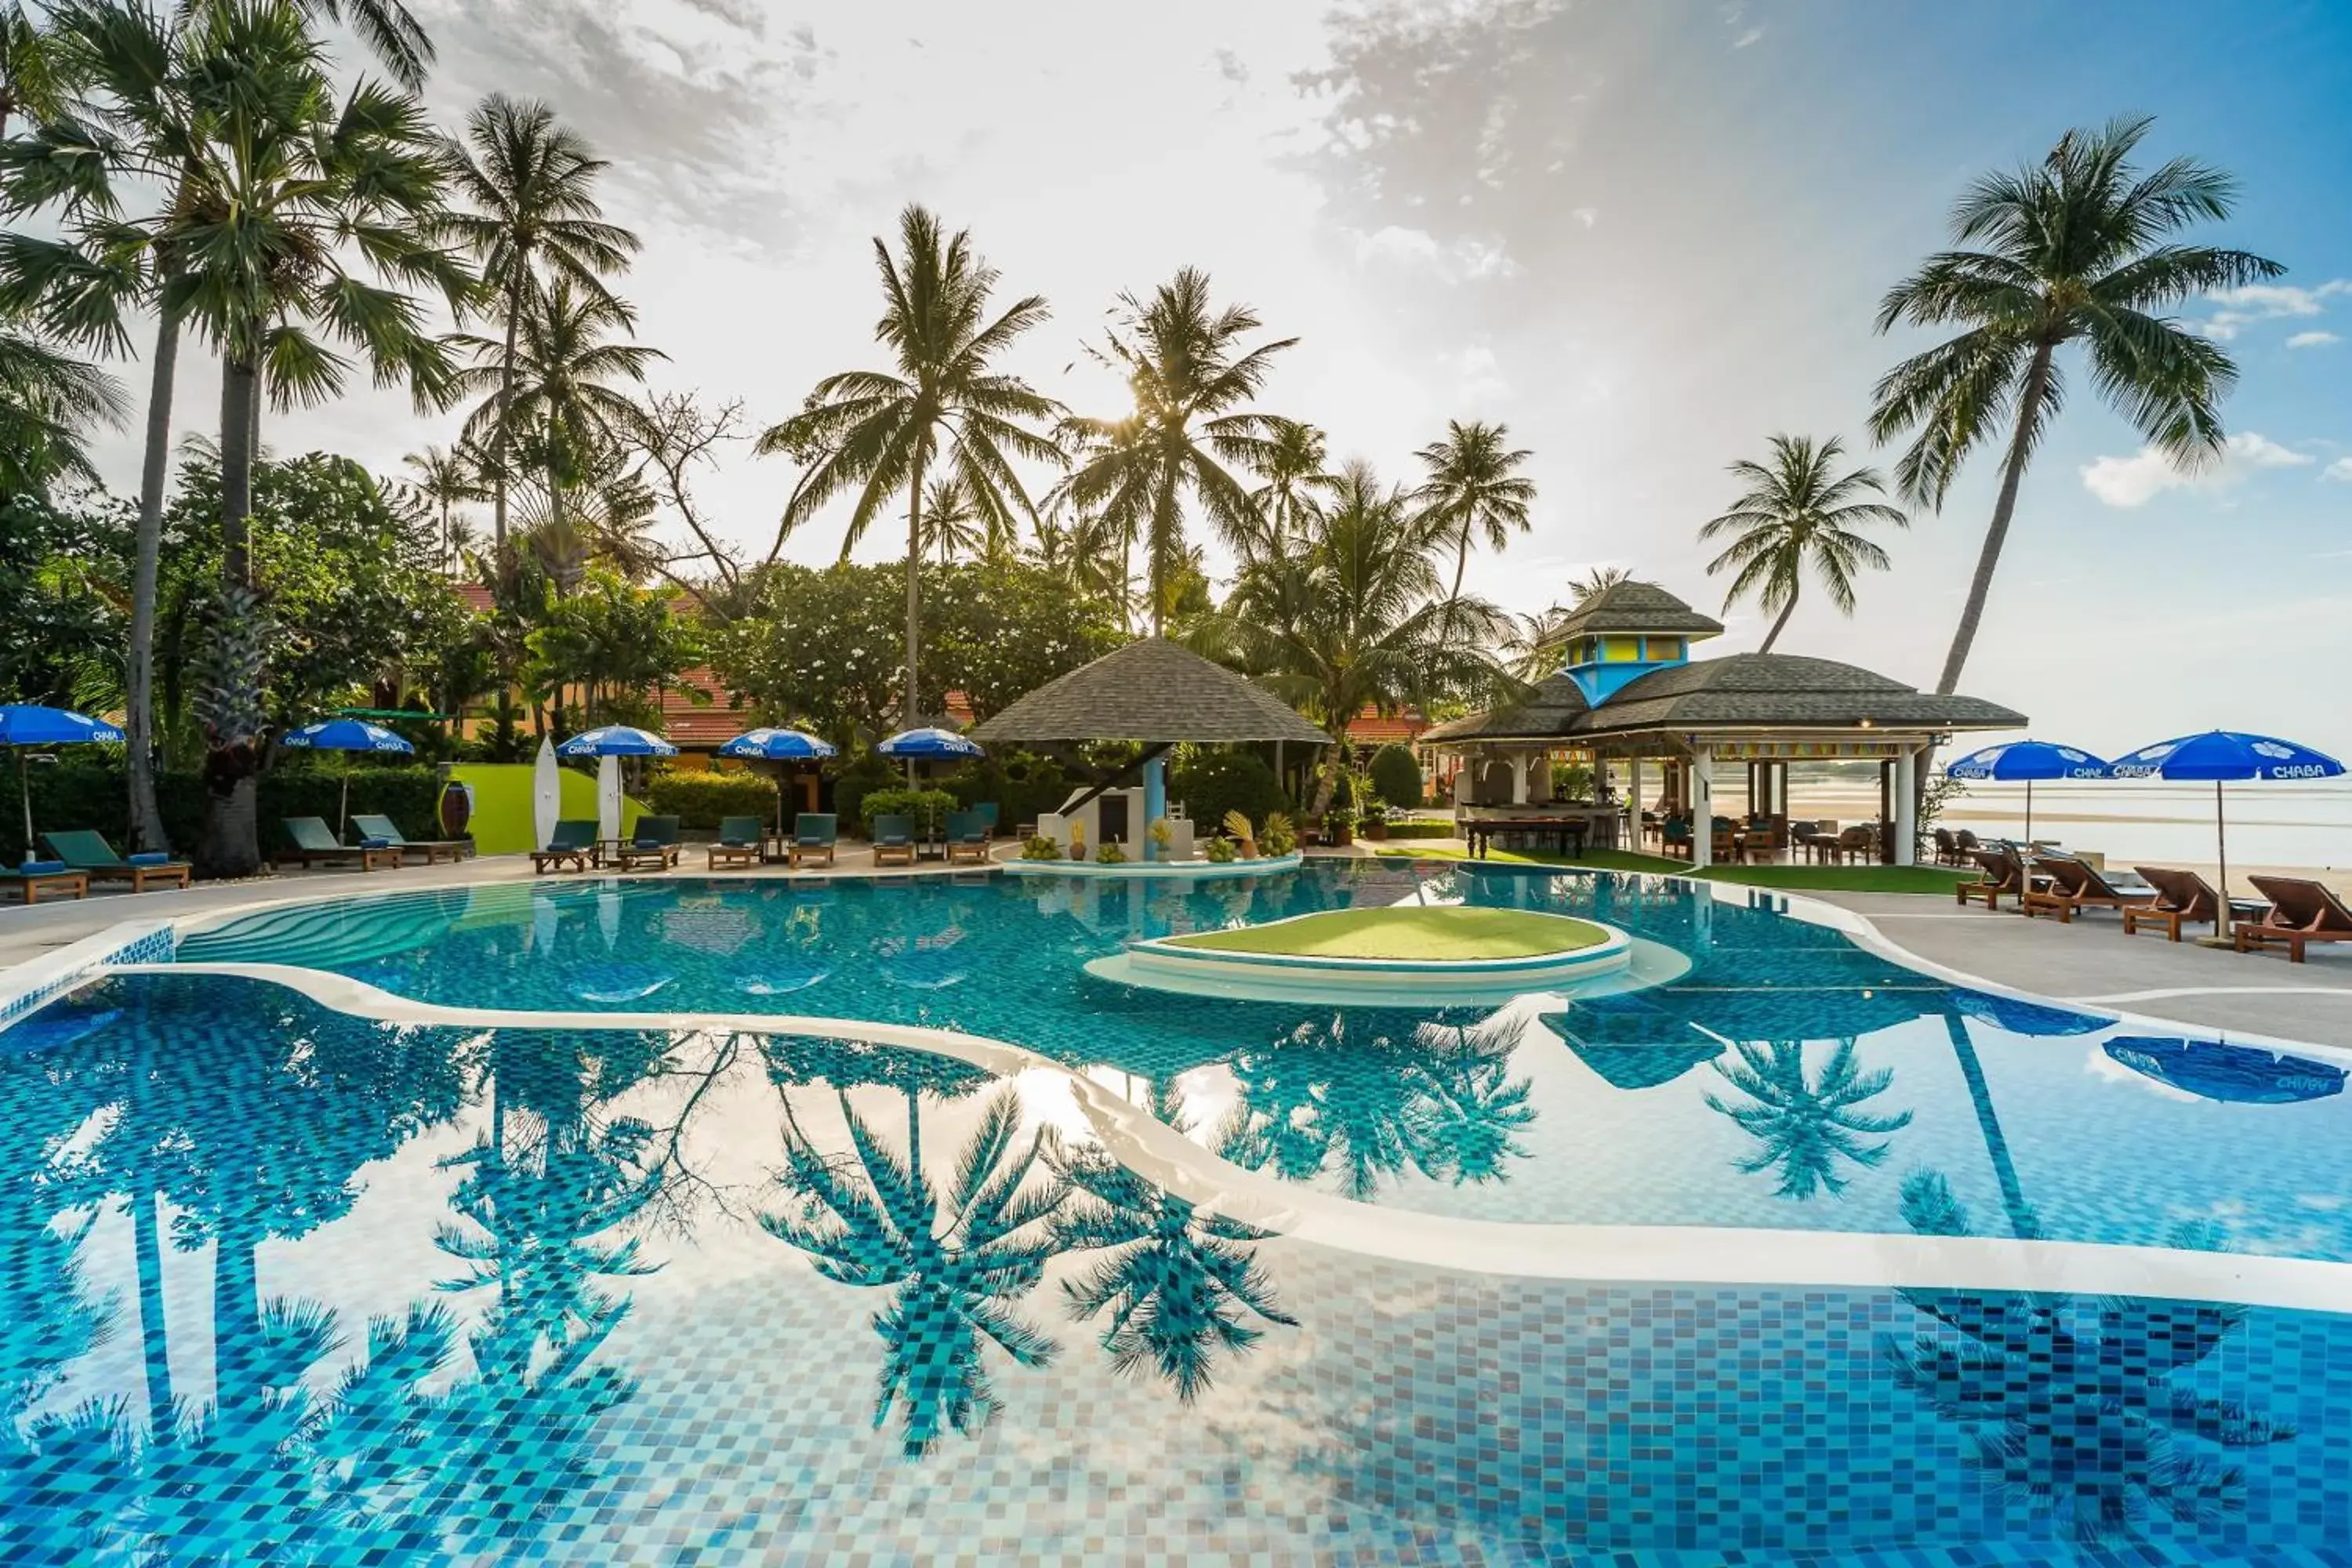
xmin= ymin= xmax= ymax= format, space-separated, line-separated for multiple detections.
xmin=998 ymin=850 xmax=1304 ymax=880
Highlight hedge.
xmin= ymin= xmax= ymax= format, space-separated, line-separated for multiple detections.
xmin=643 ymin=770 xmax=780 ymax=830
xmin=1170 ymin=751 xmax=1287 ymax=837
xmin=1374 ymin=818 xmax=1456 ymax=840
xmin=858 ymin=786 xmax=958 ymax=840
xmin=2 ymin=754 xmax=450 ymax=863
xmin=1368 ymin=743 xmax=1425 ymax=809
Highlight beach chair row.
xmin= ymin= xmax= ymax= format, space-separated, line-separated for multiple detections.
xmin=1955 ymin=843 xmax=2352 ymax=961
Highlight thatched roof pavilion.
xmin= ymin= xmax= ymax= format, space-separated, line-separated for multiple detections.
xmin=973 ymin=637 xmax=1327 ymax=746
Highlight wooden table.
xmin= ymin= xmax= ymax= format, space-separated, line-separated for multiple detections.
xmin=1464 ymin=815 xmax=1590 ymax=860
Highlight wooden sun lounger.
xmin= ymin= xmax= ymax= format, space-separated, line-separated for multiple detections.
xmin=1957 ymin=846 xmax=2031 ymax=911
xmin=42 ymin=829 xmax=193 ymax=892
xmin=788 ymin=814 xmax=837 ymax=869
xmin=2 ymin=866 xmax=88 ymax=904
xmin=706 ymin=815 xmax=766 ymax=870
xmin=349 ymin=813 xmax=467 ymax=865
xmin=275 ymin=817 xmax=401 ymax=872
xmin=2236 ymin=875 xmax=2352 ymax=963
xmin=870 ymin=815 xmax=916 ymax=868
xmin=2123 ymin=866 xmax=2266 ymax=942
xmin=2021 ymin=855 xmax=2157 ymax=924
xmin=532 ymin=819 xmax=601 ymax=873
xmin=614 ymin=815 xmax=682 ymax=872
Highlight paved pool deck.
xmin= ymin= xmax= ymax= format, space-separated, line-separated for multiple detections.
xmin=4 ymin=851 xmax=2346 ymax=1048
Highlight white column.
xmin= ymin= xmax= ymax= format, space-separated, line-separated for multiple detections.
xmin=1689 ymin=745 xmax=1713 ymax=869
xmin=1510 ymin=751 xmax=1530 ymax=804
xmin=1893 ymin=746 xmax=1918 ymax=866
xmin=1628 ymin=755 xmax=1643 ymax=844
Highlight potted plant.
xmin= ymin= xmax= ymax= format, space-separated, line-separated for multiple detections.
xmin=1067 ymin=818 xmax=1087 ymax=860
xmin=1322 ymin=806 xmax=1356 ymax=848
xmin=1148 ymin=816 xmax=1174 ymax=858
xmin=1361 ymin=807 xmax=1389 ymax=841
xmin=1221 ymin=810 xmax=1258 ymax=858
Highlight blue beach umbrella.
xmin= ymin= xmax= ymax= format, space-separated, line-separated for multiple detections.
xmin=719 ymin=728 xmax=837 ymax=837
xmin=0 ymin=704 xmax=125 ymax=860
xmin=2111 ymin=731 xmax=2347 ymax=938
xmin=282 ymin=717 xmax=416 ymax=837
xmin=1944 ymin=739 xmax=2111 ymax=844
xmin=555 ymin=724 xmax=679 ymax=758
xmin=877 ymin=726 xmax=985 ymax=760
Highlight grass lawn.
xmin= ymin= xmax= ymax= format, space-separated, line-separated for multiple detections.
xmin=1163 ymin=906 xmax=1609 ymax=960
xmin=1372 ymin=845 xmax=1973 ymax=896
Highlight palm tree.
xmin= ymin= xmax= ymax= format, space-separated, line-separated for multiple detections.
xmin=1055 ymin=267 xmax=1296 ymax=630
xmin=402 ymin=442 xmax=488 ymax=569
xmin=165 ymin=4 xmax=470 ymax=875
xmin=0 ymin=324 xmax=122 ymax=492
xmin=437 ymin=94 xmax=641 ymax=552
xmin=1870 ymin=115 xmax=2283 ymax=693
xmin=1703 ymin=1040 xmax=1912 ymax=1200
xmin=0 ymin=1 xmax=70 ymax=145
xmin=757 ymin=204 xmax=1059 ymax=725
xmin=454 ymin=278 xmax=661 ymax=539
xmin=1203 ymin=460 xmax=1514 ymax=813
xmin=1697 ymin=434 xmax=1906 ymax=653
xmin=917 ymin=472 xmax=985 ymax=563
xmin=1236 ymin=415 xmax=1332 ymax=554
xmin=1413 ymin=418 xmax=1535 ymax=600
xmin=763 ymin=1082 xmax=1066 ymax=1457
xmin=1046 ymin=1084 xmax=1295 ymax=1402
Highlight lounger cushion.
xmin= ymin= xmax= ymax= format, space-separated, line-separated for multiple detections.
xmin=359 ymin=837 xmax=393 ymax=849
xmin=128 ymin=851 xmax=172 ymax=865
xmin=16 ymin=859 xmax=68 ymax=874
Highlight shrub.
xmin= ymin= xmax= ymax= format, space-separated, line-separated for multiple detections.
xmin=1171 ymin=750 xmax=1287 ymax=837
xmin=941 ymin=749 xmax=1077 ymax=834
xmin=4 ymin=753 xmax=453 ymax=863
xmin=1021 ymin=834 xmax=1062 ymax=860
xmin=1260 ymin=811 xmax=1296 ymax=857
xmin=1368 ymin=743 xmax=1424 ymax=809
xmin=643 ymin=769 xmax=779 ymax=830
xmin=1203 ymin=837 xmax=1236 ymax=863
xmin=829 ymin=749 xmax=896 ymax=834
xmin=1095 ymin=841 xmax=1127 ymax=864
xmin=858 ymin=786 xmax=956 ymax=839
xmin=1379 ymin=819 xmax=1457 ymax=840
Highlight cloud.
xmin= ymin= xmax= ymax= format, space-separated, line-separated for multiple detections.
xmin=1731 ymin=27 xmax=1764 ymax=47
xmin=2287 ymin=330 xmax=2341 ymax=349
xmin=1348 ymin=224 xmax=1520 ymax=281
xmin=1210 ymin=47 xmax=1249 ymax=86
xmin=2081 ymin=431 xmax=2311 ymax=506
xmin=2201 ymin=278 xmax=2350 ymax=340
xmin=2325 ymin=458 xmax=2352 ymax=483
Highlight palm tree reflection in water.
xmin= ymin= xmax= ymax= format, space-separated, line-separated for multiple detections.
xmin=1889 ymin=1172 xmax=2298 ymax=1545
xmin=1216 ymin=1011 xmax=1536 ymax=1202
xmin=1704 ymin=1039 xmax=1913 ymax=1200
xmin=1047 ymin=1083 xmax=1295 ymax=1403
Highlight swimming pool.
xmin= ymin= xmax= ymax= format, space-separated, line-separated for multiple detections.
xmin=5 ymin=861 xmax=2349 ymax=1563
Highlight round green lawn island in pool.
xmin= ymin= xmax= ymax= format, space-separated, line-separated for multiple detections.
xmin=1092 ymin=905 xmax=1636 ymax=1004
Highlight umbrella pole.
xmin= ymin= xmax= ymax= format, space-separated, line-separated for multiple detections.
xmin=340 ymin=763 xmax=351 ymax=842
xmin=2024 ymin=778 xmax=2032 ymax=844
xmin=16 ymin=749 xmax=30 ymax=864
xmin=2215 ymin=779 xmax=2230 ymax=942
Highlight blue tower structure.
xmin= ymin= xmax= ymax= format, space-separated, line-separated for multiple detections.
xmin=1552 ymin=581 xmax=1726 ymax=706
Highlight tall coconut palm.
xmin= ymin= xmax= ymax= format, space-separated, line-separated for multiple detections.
xmin=757 ymin=204 xmax=1060 ymax=726
xmin=1055 ymin=267 xmax=1295 ymax=631
xmin=1412 ymin=418 xmax=1534 ymax=601
xmin=453 ymin=277 xmax=660 ymax=535
xmin=0 ymin=1 xmax=71 ymax=145
xmin=917 ymin=472 xmax=985 ymax=563
xmin=167 ymin=4 xmax=470 ymax=875
xmin=402 ymin=441 xmax=488 ymax=569
xmin=437 ymin=94 xmax=640 ymax=552
xmin=1203 ymin=460 xmax=1514 ymax=813
xmin=1697 ymin=434 xmax=1905 ymax=653
xmin=1870 ymin=115 xmax=2282 ymax=693
xmin=1236 ymin=415 xmax=1332 ymax=556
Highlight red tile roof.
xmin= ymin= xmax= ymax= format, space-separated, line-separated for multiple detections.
xmin=662 ymin=666 xmax=752 ymax=746
xmin=1345 ymin=706 xmax=1429 ymax=745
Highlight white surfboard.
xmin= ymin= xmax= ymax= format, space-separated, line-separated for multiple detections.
xmin=532 ymin=736 xmax=561 ymax=851
xmin=597 ymin=754 xmax=622 ymax=846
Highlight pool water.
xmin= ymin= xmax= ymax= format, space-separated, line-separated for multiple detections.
xmin=4 ymin=862 xmax=2350 ymax=1563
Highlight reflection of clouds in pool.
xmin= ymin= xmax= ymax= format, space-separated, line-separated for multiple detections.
xmin=567 ymin=964 xmax=675 ymax=1004
xmin=734 ymin=960 xmax=832 ymax=996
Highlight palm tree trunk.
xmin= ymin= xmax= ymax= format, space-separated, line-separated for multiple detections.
xmin=220 ymin=359 xmax=257 ymax=587
xmin=492 ymin=269 xmax=524 ymax=553
xmin=125 ymin=310 xmax=180 ymax=853
xmin=903 ymin=437 xmax=926 ymax=728
xmin=132 ymin=1178 xmax=174 ymax=1441
xmin=1448 ymin=523 xmax=1471 ymax=602
xmin=1936 ymin=340 xmax=2054 ymax=695
xmin=1757 ymin=590 xmax=1798 ymax=654
xmin=200 ymin=358 xmax=263 ymax=879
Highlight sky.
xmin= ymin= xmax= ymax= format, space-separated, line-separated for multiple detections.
xmin=78 ymin=0 xmax=2352 ymax=759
